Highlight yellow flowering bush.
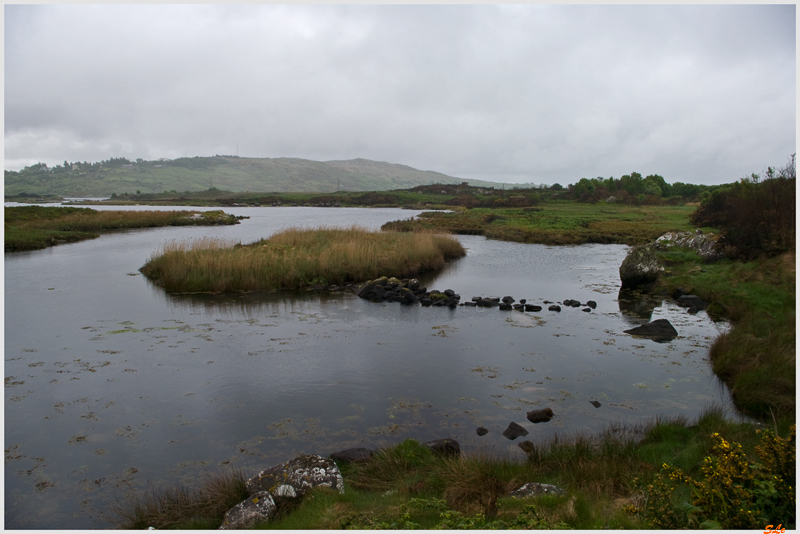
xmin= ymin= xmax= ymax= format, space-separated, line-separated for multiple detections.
xmin=643 ymin=426 xmax=795 ymax=529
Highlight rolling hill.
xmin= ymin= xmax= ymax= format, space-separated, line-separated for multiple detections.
xmin=4 ymin=156 xmax=515 ymax=197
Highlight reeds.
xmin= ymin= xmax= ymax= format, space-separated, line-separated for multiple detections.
xmin=140 ymin=226 xmax=466 ymax=292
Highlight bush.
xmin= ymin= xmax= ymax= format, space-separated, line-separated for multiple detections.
xmin=691 ymin=156 xmax=795 ymax=258
xmin=643 ymin=426 xmax=796 ymax=529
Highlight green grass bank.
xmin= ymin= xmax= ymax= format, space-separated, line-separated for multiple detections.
xmin=382 ymin=203 xmax=697 ymax=246
xmin=654 ymin=248 xmax=796 ymax=421
xmin=4 ymin=206 xmax=241 ymax=252
xmin=139 ymin=226 xmax=466 ymax=292
xmin=111 ymin=408 xmax=794 ymax=530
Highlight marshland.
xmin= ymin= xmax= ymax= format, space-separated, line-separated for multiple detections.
xmin=4 ymin=190 xmax=794 ymax=529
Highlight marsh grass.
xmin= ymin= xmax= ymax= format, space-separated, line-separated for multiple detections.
xmin=140 ymin=226 xmax=466 ymax=292
xmin=383 ymin=203 xmax=696 ymax=245
xmin=656 ymin=249 xmax=795 ymax=420
xmin=108 ymin=469 xmax=248 ymax=529
xmin=109 ymin=408 xmax=773 ymax=529
xmin=4 ymin=206 xmax=239 ymax=251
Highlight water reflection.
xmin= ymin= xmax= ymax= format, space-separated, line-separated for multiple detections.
xmin=617 ymin=288 xmax=665 ymax=324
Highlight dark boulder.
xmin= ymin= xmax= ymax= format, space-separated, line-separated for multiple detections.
xmin=502 ymin=422 xmax=529 ymax=440
xmin=425 ymin=438 xmax=461 ymax=457
xmin=624 ymin=319 xmax=678 ymax=342
xmin=462 ymin=301 xmax=477 ymax=307
xmin=518 ymin=440 xmax=536 ymax=454
xmin=499 ymin=303 xmax=512 ymax=310
xmin=582 ymin=308 xmax=591 ymax=312
xmin=526 ymin=408 xmax=554 ymax=424
xmin=330 ymin=447 xmax=373 ymax=465
xmin=586 ymin=300 xmax=597 ymax=309
xmin=502 ymin=296 xmax=515 ymax=304
xmin=589 ymin=400 xmax=601 ymax=408
xmin=675 ymin=295 xmax=707 ymax=310
xmin=548 ymin=305 xmax=561 ymax=312
xmin=476 ymin=426 xmax=489 ymax=436
xmin=525 ymin=304 xmax=542 ymax=312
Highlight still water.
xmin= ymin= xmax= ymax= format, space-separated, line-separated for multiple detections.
xmin=5 ymin=206 xmax=739 ymax=529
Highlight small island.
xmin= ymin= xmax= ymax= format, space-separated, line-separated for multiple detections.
xmin=140 ymin=226 xmax=466 ymax=292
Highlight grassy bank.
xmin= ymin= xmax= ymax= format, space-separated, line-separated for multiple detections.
xmin=140 ymin=226 xmax=466 ymax=292
xmin=382 ymin=203 xmax=696 ymax=246
xmin=111 ymin=408 xmax=794 ymax=530
xmin=4 ymin=206 xmax=241 ymax=252
xmin=654 ymin=248 xmax=796 ymax=420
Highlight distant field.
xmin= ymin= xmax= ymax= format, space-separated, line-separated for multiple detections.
xmin=383 ymin=202 xmax=698 ymax=246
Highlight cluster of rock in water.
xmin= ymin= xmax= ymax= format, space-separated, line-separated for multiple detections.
xmin=355 ymin=275 xmax=598 ymax=313
xmin=219 ymin=436 xmax=566 ymax=529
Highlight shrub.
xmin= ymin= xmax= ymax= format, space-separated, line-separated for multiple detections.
xmin=643 ymin=426 xmax=796 ymax=529
xmin=691 ymin=156 xmax=795 ymax=258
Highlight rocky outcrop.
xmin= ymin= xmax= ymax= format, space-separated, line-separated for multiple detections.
xmin=623 ymin=318 xmax=678 ymax=342
xmin=619 ymin=244 xmax=661 ymax=289
xmin=219 ymin=492 xmax=277 ymax=530
xmin=245 ymin=454 xmax=344 ymax=500
xmin=654 ymin=230 xmax=723 ymax=261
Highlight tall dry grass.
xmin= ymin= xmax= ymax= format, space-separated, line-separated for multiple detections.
xmin=140 ymin=226 xmax=465 ymax=292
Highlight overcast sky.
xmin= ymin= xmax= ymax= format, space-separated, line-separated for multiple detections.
xmin=4 ymin=4 xmax=796 ymax=186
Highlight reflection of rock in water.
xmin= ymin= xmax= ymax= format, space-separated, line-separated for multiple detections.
xmin=617 ymin=288 xmax=663 ymax=325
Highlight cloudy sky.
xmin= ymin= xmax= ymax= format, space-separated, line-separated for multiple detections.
xmin=4 ymin=4 xmax=796 ymax=186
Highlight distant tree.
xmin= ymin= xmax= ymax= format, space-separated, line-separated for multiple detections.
xmin=550 ymin=183 xmax=563 ymax=191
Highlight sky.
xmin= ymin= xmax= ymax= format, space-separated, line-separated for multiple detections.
xmin=4 ymin=4 xmax=796 ymax=186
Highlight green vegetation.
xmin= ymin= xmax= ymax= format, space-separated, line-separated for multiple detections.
xmin=111 ymin=408 xmax=795 ymax=529
xmin=139 ymin=226 xmax=466 ymax=292
xmin=655 ymin=248 xmax=795 ymax=420
xmin=384 ymin=203 xmax=697 ymax=246
xmin=4 ymin=206 xmax=241 ymax=252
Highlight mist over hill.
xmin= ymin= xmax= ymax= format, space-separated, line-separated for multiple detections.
xmin=4 ymin=156 xmax=528 ymax=197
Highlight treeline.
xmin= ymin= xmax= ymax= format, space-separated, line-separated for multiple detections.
xmin=562 ymin=172 xmax=714 ymax=205
xmin=691 ymin=155 xmax=795 ymax=259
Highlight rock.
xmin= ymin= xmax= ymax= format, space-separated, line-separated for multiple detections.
xmin=425 ymin=438 xmax=461 ymax=457
xmin=586 ymin=300 xmax=597 ymax=309
xmin=502 ymin=296 xmax=515 ymax=304
xmin=675 ymin=295 xmax=707 ymax=310
xmin=420 ymin=298 xmax=432 ymax=306
xmin=525 ymin=304 xmax=542 ymax=312
xmin=526 ymin=408 xmax=554 ymax=424
xmin=623 ymin=318 xmax=678 ymax=342
xmin=589 ymin=400 xmax=601 ymax=408
xmin=499 ymin=303 xmax=512 ymax=310
xmin=563 ymin=299 xmax=573 ymax=306
xmin=502 ymin=422 xmax=529 ymax=440
xmin=478 ymin=298 xmax=499 ymax=308
xmin=246 ymin=454 xmax=344 ymax=499
xmin=512 ymin=304 xmax=525 ymax=311
xmin=582 ymin=308 xmax=591 ymax=312
xmin=329 ymin=447 xmax=373 ymax=465
xmin=476 ymin=426 xmax=489 ymax=436
xmin=619 ymin=244 xmax=661 ymax=289
xmin=471 ymin=296 xmax=482 ymax=302
xmin=654 ymin=230 xmax=723 ymax=261
xmin=462 ymin=301 xmax=477 ymax=307
xmin=548 ymin=305 xmax=561 ymax=312
xmin=519 ymin=299 xmax=527 ymax=304
xmin=570 ymin=300 xmax=581 ymax=307
xmin=509 ymin=483 xmax=567 ymax=498
xmin=518 ymin=440 xmax=536 ymax=454
xmin=219 ymin=491 xmax=276 ymax=529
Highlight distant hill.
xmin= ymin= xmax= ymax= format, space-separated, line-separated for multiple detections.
xmin=4 ymin=156 xmax=518 ymax=197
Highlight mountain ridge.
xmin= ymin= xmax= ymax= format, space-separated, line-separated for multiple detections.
xmin=4 ymin=156 xmax=529 ymax=197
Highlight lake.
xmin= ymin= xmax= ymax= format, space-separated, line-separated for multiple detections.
xmin=4 ymin=205 xmax=742 ymax=529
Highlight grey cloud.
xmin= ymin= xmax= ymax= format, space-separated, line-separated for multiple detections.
xmin=4 ymin=4 xmax=795 ymax=185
